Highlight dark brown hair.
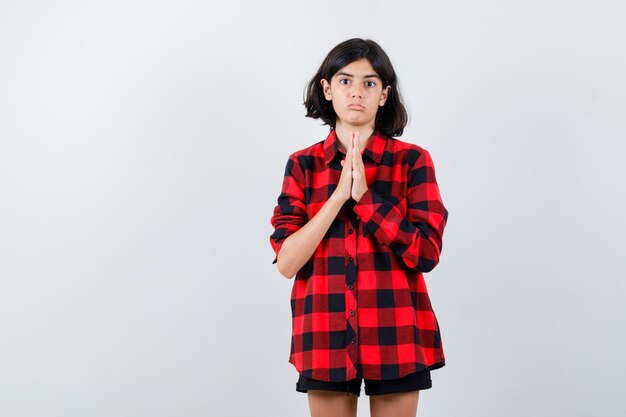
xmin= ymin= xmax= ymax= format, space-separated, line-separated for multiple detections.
xmin=303 ymin=38 xmax=408 ymax=137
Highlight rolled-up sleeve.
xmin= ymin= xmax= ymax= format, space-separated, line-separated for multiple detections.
xmin=353 ymin=148 xmax=448 ymax=272
xmin=269 ymin=154 xmax=309 ymax=264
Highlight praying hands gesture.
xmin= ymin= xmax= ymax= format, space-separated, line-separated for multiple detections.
xmin=334 ymin=131 xmax=369 ymax=203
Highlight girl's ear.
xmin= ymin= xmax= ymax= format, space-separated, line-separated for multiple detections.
xmin=379 ymin=85 xmax=391 ymax=106
xmin=320 ymin=79 xmax=332 ymax=101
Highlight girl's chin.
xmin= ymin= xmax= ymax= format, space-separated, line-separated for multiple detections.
xmin=341 ymin=113 xmax=371 ymax=123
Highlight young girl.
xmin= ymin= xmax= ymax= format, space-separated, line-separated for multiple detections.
xmin=269 ymin=38 xmax=448 ymax=417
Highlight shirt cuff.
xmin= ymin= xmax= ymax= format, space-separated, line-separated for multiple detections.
xmin=353 ymin=188 xmax=381 ymax=223
xmin=270 ymin=239 xmax=285 ymax=264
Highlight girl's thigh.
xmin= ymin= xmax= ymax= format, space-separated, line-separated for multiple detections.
xmin=369 ymin=390 xmax=420 ymax=417
xmin=307 ymin=390 xmax=358 ymax=417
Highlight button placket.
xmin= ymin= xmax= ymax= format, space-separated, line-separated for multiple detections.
xmin=344 ymin=211 xmax=359 ymax=379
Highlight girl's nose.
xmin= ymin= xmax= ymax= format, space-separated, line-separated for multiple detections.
xmin=351 ymin=86 xmax=363 ymax=98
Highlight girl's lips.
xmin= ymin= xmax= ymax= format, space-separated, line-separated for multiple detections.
xmin=348 ymin=104 xmax=364 ymax=110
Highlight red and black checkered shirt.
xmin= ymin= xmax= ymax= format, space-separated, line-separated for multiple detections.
xmin=269 ymin=128 xmax=448 ymax=382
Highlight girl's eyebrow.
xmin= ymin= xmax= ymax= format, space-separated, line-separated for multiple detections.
xmin=336 ymin=71 xmax=380 ymax=80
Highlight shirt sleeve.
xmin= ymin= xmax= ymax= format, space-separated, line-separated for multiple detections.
xmin=269 ymin=153 xmax=309 ymax=264
xmin=353 ymin=148 xmax=448 ymax=272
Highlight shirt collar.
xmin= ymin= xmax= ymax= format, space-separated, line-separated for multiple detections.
xmin=323 ymin=128 xmax=387 ymax=165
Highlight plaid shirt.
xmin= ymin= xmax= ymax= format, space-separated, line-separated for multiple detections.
xmin=269 ymin=128 xmax=448 ymax=382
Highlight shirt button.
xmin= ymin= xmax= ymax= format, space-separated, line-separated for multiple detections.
xmin=348 ymin=228 xmax=354 ymax=234
xmin=351 ymin=338 xmax=356 ymax=344
xmin=348 ymin=284 xmax=354 ymax=290
xmin=348 ymin=256 xmax=353 ymax=263
xmin=349 ymin=310 xmax=355 ymax=316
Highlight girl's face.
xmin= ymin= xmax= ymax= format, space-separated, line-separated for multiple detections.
xmin=320 ymin=58 xmax=390 ymax=129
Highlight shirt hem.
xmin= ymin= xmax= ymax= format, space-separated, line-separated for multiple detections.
xmin=288 ymin=357 xmax=446 ymax=382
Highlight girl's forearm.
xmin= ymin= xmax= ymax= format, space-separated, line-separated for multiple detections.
xmin=276 ymin=193 xmax=347 ymax=278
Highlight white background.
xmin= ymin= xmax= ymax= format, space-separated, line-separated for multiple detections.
xmin=1 ymin=1 xmax=625 ymax=416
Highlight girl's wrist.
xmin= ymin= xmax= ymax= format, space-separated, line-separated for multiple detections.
xmin=329 ymin=191 xmax=350 ymax=204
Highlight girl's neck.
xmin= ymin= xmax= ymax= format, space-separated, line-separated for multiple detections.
xmin=334 ymin=122 xmax=375 ymax=153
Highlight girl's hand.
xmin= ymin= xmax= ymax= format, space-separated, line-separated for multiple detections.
xmin=350 ymin=131 xmax=368 ymax=202
xmin=333 ymin=133 xmax=353 ymax=202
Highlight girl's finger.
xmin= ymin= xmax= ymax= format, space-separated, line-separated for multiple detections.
xmin=352 ymin=136 xmax=364 ymax=170
xmin=353 ymin=148 xmax=362 ymax=173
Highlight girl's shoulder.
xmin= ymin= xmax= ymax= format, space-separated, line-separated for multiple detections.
xmin=387 ymin=135 xmax=429 ymax=153
xmin=282 ymin=139 xmax=326 ymax=174
xmin=289 ymin=139 xmax=325 ymax=158
xmin=386 ymin=136 xmax=434 ymax=167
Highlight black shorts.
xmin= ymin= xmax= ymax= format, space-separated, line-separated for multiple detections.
xmin=296 ymin=368 xmax=432 ymax=397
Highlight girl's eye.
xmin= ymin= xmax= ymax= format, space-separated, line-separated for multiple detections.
xmin=338 ymin=79 xmax=376 ymax=87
